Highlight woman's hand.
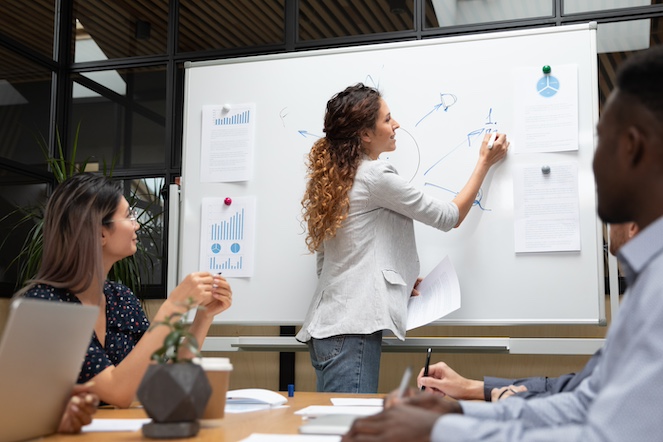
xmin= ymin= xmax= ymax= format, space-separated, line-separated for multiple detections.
xmin=491 ymin=384 xmax=528 ymax=402
xmin=479 ymin=132 xmax=509 ymax=168
xmin=417 ymin=361 xmax=485 ymax=400
xmin=168 ymin=272 xmax=218 ymax=311
xmin=58 ymin=383 xmax=99 ymax=434
xmin=410 ymin=277 xmax=423 ymax=297
xmin=197 ymin=274 xmax=233 ymax=319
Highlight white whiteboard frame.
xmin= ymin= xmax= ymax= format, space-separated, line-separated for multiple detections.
xmin=179 ymin=23 xmax=605 ymax=326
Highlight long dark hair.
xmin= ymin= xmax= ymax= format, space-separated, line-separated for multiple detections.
xmin=301 ymin=83 xmax=383 ymax=252
xmin=17 ymin=173 xmax=123 ymax=297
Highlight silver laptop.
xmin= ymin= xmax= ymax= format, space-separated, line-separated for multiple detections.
xmin=0 ymin=298 xmax=98 ymax=442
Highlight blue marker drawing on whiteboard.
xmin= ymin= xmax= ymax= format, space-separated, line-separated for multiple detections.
xmin=298 ymin=130 xmax=322 ymax=139
xmin=280 ymin=107 xmax=288 ymax=127
xmin=415 ymin=92 xmax=458 ymax=127
xmin=424 ymin=183 xmax=489 ymax=210
xmin=420 ymin=107 xmax=501 ymax=211
xmin=423 ymin=107 xmax=498 ymax=176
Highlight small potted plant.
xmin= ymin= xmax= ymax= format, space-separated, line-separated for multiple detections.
xmin=137 ymin=300 xmax=211 ymax=439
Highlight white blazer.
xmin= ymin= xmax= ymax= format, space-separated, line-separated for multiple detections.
xmin=296 ymin=158 xmax=459 ymax=342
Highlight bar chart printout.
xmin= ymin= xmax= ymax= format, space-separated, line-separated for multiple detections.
xmin=200 ymin=196 xmax=256 ymax=277
xmin=200 ymin=103 xmax=256 ymax=182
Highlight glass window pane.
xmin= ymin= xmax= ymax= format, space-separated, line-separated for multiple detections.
xmin=564 ymin=0 xmax=650 ymax=14
xmin=71 ymin=67 xmax=167 ymax=168
xmin=425 ymin=0 xmax=552 ymax=28
xmin=122 ymin=177 xmax=165 ymax=289
xmin=0 ymin=46 xmax=52 ymax=168
xmin=0 ymin=1 xmax=55 ymax=58
xmin=178 ymin=0 xmax=285 ymax=52
xmin=73 ymin=0 xmax=168 ymax=62
xmin=299 ymin=0 xmax=414 ymax=40
xmin=0 ymin=171 xmax=49 ymax=291
xmin=597 ymin=17 xmax=662 ymax=106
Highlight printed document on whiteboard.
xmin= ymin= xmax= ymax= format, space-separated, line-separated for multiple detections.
xmin=200 ymin=196 xmax=256 ymax=277
xmin=513 ymin=162 xmax=581 ymax=253
xmin=512 ymin=64 xmax=578 ymax=153
xmin=200 ymin=103 xmax=255 ymax=182
xmin=406 ymin=256 xmax=461 ymax=330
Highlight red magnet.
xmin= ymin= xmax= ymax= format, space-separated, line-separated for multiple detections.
xmin=224 ymin=197 xmax=232 ymax=206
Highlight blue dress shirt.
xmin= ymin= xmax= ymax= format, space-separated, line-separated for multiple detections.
xmin=432 ymin=215 xmax=663 ymax=441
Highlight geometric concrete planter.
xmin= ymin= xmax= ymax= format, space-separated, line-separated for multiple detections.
xmin=137 ymin=363 xmax=212 ymax=438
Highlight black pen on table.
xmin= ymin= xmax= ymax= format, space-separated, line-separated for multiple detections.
xmin=420 ymin=347 xmax=432 ymax=391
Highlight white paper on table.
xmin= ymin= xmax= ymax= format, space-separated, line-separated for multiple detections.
xmin=330 ymin=398 xmax=383 ymax=407
xmin=512 ymin=64 xmax=579 ymax=153
xmin=513 ymin=162 xmax=581 ymax=253
xmin=406 ymin=255 xmax=461 ymax=330
xmin=240 ymin=435 xmax=340 ymax=442
xmin=82 ymin=418 xmax=150 ymax=432
xmin=295 ymin=405 xmax=382 ymax=418
xmin=225 ymin=403 xmax=278 ymax=413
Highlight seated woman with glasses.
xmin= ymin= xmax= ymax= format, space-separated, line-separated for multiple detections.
xmin=16 ymin=173 xmax=233 ymax=408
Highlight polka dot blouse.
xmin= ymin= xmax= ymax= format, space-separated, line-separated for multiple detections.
xmin=23 ymin=281 xmax=150 ymax=384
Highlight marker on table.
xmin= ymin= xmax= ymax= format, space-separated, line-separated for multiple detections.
xmin=487 ymin=132 xmax=497 ymax=150
xmin=398 ymin=366 xmax=412 ymax=399
xmin=420 ymin=347 xmax=432 ymax=391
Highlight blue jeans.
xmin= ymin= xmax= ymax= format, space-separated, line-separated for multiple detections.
xmin=307 ymin=331 xmax=383 ymax=393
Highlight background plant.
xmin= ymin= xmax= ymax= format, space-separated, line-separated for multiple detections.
xmin=150 ymin=298 xmax=202 ymax=363
xmin=0 ymin=124 xmax=162 ymax=297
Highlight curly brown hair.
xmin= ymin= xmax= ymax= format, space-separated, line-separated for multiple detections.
xmin=302 ymin=84 xmax=382 ymax=253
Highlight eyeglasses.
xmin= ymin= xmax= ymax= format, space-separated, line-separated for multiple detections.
xmin=106 ymin=209 xmax=139 ymax=227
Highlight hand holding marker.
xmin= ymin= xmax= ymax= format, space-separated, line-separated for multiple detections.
xmin=487 ymin=132 xmax=497 ymax=150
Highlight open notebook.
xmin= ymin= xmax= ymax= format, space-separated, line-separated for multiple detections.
xmin=0 ymin=298 xmax=98 ymax=442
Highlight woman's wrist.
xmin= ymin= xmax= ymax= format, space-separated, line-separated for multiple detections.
xmin=466 ymin=379 xmax=486 ymax=400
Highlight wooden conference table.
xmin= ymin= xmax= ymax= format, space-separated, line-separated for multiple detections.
xmin=45 ymin=392 xmax=383 ymax=442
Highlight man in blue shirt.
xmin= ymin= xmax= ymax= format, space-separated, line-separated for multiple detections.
xmin=417 ymin=222 xmax=637 ymax=403
xmin=343 ymin=45 xmax=663 ymax=442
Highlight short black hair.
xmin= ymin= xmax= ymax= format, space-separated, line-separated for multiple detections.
xmin=616 ymin=45 xmax=663 ymax=121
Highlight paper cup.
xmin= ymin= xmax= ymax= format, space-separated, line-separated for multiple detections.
xmin=197 ymin=357 xmax=233 ymax=421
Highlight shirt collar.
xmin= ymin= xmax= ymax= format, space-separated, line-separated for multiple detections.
xmin=618 ymin=216 xmax=663 ymax=287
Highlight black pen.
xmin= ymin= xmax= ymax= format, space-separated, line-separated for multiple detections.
xmin=420 ymin=347 xmax=432 ymax=391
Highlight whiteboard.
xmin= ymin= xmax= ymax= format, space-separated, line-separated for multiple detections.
xmin=180 ymin=23 xmax=604 ymax=326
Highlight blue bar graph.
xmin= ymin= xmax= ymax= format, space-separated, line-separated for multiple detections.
xmin=210 ymin=209 xmax=245 ymax=241
xmin=209 ymin=256 xmax=243 ymax=271
xmin=202 ymin=196 xmax=253 ymax=277
xmin=214 ymin=110 xmax=251 ymax=126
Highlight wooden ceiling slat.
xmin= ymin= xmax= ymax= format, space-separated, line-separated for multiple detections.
xmin=245 ymin=0 xmax=285 ymax=42
xmin=76 ymin=1 xmax=167 ymax=59
xmin=0 ymin=0 xmax=660 ymax=93
xmin=179 ymin=2 xmax=249 ymax=49
xmin=192 ymin=2 xmax=260 ymax=47
xmin=212 ymin=2 xmax=278 ymax=47
xmin=0 ymin=1 xmax=55 ymax=57
xmin=252 ymin=0 xmax=285 ymax=31
xmin=300 ymin=2 xmax=344 ymax=39
xmin=315 ymin=2 xmax=363 ymax=36
xmin=358 ymin=2 xmax=395 ymax=34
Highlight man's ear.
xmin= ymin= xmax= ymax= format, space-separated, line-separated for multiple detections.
xmin=624 ymin=125 xmax=645 ymax=168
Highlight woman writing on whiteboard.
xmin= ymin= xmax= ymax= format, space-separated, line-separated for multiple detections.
xmin=296 ymin=83 xmax=508 ymax=393
xmin=17 ymin=173 xmax=233 ymax=407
